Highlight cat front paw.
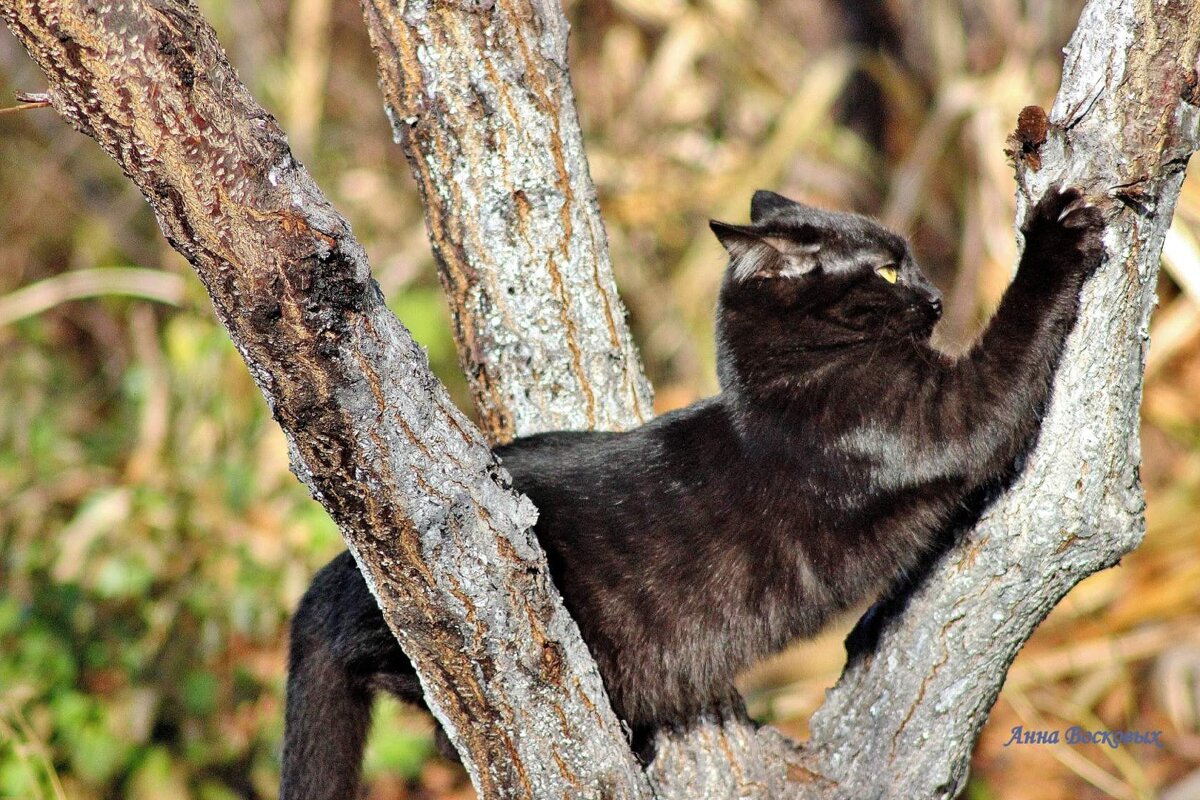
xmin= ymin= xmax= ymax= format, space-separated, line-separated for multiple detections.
xmin=1021 ymin=185 xmax=1106 ymax=277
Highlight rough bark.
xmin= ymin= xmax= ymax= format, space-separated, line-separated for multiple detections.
xmin=360 ymin=0 xmax=1199 ymax=798
xmin=801 ymin=2 xmax=1200 ymax=797
xmin=359 ymin=0 xmax=653 ymax=442
xmin=0 ymin=2 xmax=650 ymax=798
xmin=355 ymin=2 xmax=827 ymax=795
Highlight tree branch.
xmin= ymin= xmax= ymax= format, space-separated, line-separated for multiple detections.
xmin=359 ymin=0 xmax=653 ymax=441
xmin=358 ymin=0 xmax=1199 ymax=797
xmin=0 ymin=1 xmax=650 ymax=797
xmin=801 ymin=2 xmax=1200 ymax=796
xmin=355 ymin=1 xmax=832 ymax=795
xmin=6 ymin=0 xmax=1195 ymax=796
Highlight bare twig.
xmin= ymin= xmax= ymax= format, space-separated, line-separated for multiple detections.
xmin=0 ymin=90 xmax=50 ymax=115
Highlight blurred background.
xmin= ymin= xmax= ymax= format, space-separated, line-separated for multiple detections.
xmin=2 ymin=0 xmax=1198 ymax=798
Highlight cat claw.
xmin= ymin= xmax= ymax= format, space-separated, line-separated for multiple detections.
xmin=1057 ymin=198 xmax=1091 ymax=222
xmin=1056 ymin=189 xmax=1100 ymax=226
xmin=1060 ymin=200 xmax=1104 ymax=230
xmin=1030 ymin=185 xmax=1101 ymax=231
xmin=1024 ymin=186 xmax=1079 ymax=232
xmin=1022 ymin=186 xmax=1105 ymax=272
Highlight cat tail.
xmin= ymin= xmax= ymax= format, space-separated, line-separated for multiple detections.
xmin=281 ymin=581 xmax=375 ymax=800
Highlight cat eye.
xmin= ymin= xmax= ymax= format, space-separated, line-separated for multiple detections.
xmin=876 ymin=265 xmax=899 ymax=284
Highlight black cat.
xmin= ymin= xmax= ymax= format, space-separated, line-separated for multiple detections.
xmin=280 ymin=187 xmax=1104 ymax=800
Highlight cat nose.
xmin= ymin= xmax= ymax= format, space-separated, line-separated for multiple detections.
xmin=928 ymin=297 xmax=943 ymax=319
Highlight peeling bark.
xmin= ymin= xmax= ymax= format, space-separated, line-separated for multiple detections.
xmin=0 ymin=2 xmax=650 ymax=798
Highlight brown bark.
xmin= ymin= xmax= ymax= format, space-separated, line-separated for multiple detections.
xmin=0 ymin=2 xmax=649 ymax=797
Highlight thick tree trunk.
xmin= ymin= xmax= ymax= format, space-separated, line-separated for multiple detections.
xmin=0 ymin=2 xmax=649 ymax=798
xmin=4 ymin=0 xmax=1197 ymax=798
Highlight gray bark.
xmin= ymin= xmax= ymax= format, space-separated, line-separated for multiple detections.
xmin=359 ymin=0 xmax=654 ymax=442
xmin=359 ymin=0 xmax=1200 ymax=798
xmin=802 ymin=2 xmax=1199 ymax=797
xmin=354 ymin=2 xmax=802 ymax=794
xmin=0 ymin=2 xmax=650 ymax=798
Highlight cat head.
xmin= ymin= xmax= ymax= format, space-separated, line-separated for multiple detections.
xmin=711 ymin=190 xmax=942 ymax=342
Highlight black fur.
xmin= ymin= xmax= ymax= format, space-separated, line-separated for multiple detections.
xmin=281 ymin=187 xmax=1104 ymax=797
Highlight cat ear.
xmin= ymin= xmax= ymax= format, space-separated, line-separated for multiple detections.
xmin=750 ymin=190 xmax=796 ymax=223
xmin=709 ymin=220 xmax=819 ymax=281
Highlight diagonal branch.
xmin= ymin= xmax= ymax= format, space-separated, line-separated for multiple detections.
xmin=802 ymin=1 xmax=1199 ymax=796
xmin=0 ymin=1 xmax=651 ymax=797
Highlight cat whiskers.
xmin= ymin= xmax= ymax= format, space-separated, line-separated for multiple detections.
xmin=908 ymin=334 xmax=941 ymax=369
xmin=862 ymin=311 xmax=898 ymax=370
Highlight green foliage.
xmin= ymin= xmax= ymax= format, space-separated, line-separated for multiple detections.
xmin=0 ymin=292 xmax=452 ymax=797
xmin=364 ymin=698 xmax=437 ymax=782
